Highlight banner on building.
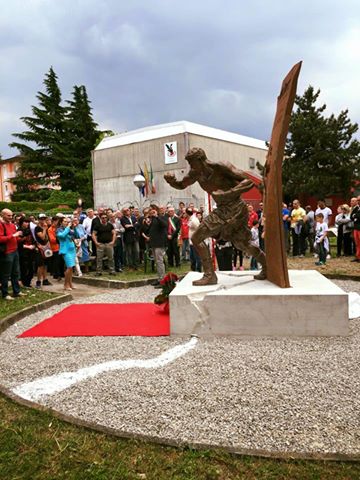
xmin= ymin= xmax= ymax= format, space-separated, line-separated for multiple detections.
xmin=164 ymin=142 xmax=178 ymax=164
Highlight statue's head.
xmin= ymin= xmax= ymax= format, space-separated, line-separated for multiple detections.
xmin=185 ymin=147 xmax=207 ymax=167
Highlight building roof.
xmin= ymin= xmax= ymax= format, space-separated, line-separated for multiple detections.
xmin=95 ymin=121 xmax=267 ymax=152
xmin=0 ymin=154 xmax=24 ymax=164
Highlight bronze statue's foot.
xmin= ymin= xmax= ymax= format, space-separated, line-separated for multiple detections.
xmin=254 ymin=270 xmax=267 ymax=280
xmin=192 ymin=273 xmax=218 ymax=286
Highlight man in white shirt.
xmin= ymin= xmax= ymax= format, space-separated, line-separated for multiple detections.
xmin=315 ymin=200 xmax=332 ymax=225
xmin=82 ymin=208 xmax=95 ymax=255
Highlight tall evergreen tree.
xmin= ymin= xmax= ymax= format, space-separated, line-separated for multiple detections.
xmin=62 ymin=85 xmax=98 ymax=199
xmin=10 ymin=67 xmax=65 ymax=195
xmin=283 ymin=86 xmax=360 ymax=199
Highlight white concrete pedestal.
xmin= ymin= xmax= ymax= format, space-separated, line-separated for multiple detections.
xmin=169 ymin=270 xmax=349 ymax=337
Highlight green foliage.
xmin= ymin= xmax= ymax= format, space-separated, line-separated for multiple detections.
xmin=95 ymin=129 xmax=116 ymax=148
xmin=0 ymin=200 xmax=72 ymax=215
xmin=47 ymin=190 xmax=80 ymax=206
xmin=12 ymin=189 xmax=52 ymax=202
xmin=10 ymin=67 xmax=65 ymax=191
xmin=284 ymin=86 xmax=360 ymax=199
xmin=60 ymin=85 xmax=98 ymax=199
xmin=9 ymin=68 xmax=99 ymax=202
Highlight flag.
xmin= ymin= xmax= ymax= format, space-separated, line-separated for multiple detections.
xmin=138 ymin=165 xmax=145 ymax=197
xmin=143 ymin=163 xmax=150 ymax=196
xmin=150 ymin=163 xmax=156 ymax=194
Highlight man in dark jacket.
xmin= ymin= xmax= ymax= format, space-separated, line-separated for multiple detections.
xmin=120 ymin=207 xmax=139 ymax=270
xmin=166 ymin=206 xmax=181 ymax=267
xmin=148 ymin=205 xmax=167 ymax=283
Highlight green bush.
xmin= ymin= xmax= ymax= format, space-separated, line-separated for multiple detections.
xmin=0 ymin=201 xmax=72 ymax=215
xmin=12 ymin=189 xmax=52 ymax=202
xmin=47 ymin=190 xmax=80 ymax=206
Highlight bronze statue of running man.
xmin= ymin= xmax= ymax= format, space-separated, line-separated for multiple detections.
xmin=164 ymin=147 xmax=266 ymax=286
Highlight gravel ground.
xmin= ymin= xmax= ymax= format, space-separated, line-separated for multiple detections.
xmin=0 ymin=280 xmax=359 ymax=457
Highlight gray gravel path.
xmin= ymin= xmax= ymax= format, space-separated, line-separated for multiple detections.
xmin=0 ymin=280 xmax=359 ymax=457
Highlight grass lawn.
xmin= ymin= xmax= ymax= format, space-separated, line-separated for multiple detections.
xmin=0 ymin=393 xmax=359 ymax=480
xmin=0 ymin=289 xmax=61 ymax=321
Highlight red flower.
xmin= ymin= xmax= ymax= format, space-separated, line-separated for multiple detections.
xmin=154 ymin=272 xmax=178 ymax=305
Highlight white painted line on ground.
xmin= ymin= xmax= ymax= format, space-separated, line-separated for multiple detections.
xmin=12 ymin=337 xmax=198 ymax=402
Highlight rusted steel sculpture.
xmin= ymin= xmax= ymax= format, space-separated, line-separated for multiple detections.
xmin=263 ymin=61 xmax=302 ymax=288
xmin=164 ymin=148 xmax=266 ymax=286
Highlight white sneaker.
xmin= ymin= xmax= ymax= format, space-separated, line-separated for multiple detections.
xmin=3 ymin=295 xmax=14 ymax=301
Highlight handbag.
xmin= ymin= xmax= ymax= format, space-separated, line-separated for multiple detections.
xmin=37 ymin=242 xmax=53 ymax=258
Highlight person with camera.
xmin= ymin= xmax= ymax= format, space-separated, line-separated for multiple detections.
xmin=0 ymin=208 xmax=26 ymax=300
xmin=148 ymin=205 xmax=167 ymax=285
xmin=56 ymin=216 xmax=77 ymax=290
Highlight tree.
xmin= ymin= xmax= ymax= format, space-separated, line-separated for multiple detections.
xmin=62 ymin=85 xmax=99 ymax=200
xmin=283 ymin=86 xmax=360 ymax=200
xmin=10 ymin=70 xmax=100 ymax=203
xmin=10 ymin=67 xmax=66 ymax=196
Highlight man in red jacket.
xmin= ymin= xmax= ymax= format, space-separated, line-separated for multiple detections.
xmin=0 ymin=209 xmax=26 ymax=300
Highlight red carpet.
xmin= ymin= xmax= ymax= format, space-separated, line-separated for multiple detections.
xmin=18 ymin=303 xmax=170 ymax=337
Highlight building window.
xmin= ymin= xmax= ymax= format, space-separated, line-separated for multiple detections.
xmin=249 ymin=157 xmax=256 ymax=169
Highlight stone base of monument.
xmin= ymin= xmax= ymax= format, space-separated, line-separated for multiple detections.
xmin=169 ymin=270 xmax=348 ymax=337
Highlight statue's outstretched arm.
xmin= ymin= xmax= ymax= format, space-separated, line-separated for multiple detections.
xmin=164 ymin=171 xmax=197 ymax=190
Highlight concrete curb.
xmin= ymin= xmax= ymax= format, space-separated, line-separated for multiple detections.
xmin=0 ymin=385 xmax=359 ymax=462
xmin=73 ymin=276 xmax=156 ymax=289
xmin=0 ymin=293 xmax=72 ymax=335
xmin=72 ymin=272 xmax=359 ymax=290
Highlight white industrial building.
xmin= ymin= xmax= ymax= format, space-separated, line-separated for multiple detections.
xmin=92 ymin=121 xmax=268 ymax=210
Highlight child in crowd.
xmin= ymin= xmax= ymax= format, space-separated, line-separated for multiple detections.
xmin=250 ymin=220 xmax=260 ymax=270
xmin=314 ymin=213 xmax=329 ymax=265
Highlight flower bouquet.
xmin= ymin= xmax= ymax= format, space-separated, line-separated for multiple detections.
xmin=154 ymin=273 xmax=178 ymax=313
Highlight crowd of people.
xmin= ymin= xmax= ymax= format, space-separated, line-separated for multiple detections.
xmin=282 ymin=196 xmax=360 ymax=265
xmin=1 ymin=194 xmax=360 ymax=299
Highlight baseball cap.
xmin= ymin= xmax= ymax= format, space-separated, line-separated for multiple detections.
xmin=55 ymin=213 xmax=65 ymax=218
xmin=38 ymin=213 xmax=48 ymax=219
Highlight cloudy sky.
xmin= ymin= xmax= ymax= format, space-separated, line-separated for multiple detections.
xmin=1 ymin=0 xmax=359 ymax=158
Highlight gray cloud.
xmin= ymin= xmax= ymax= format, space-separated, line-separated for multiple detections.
xmin=1 ymin=0 xmax=359 ymax=157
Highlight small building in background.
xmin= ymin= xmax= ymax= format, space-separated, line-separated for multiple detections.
xmin=92 ymin=121 xmax=267 ymax=211
xmin=0 ymin=155 xmax=22 ymax=202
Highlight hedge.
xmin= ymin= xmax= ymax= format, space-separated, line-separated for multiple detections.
xmin=0 ymin=201 xmax=72 ymax=214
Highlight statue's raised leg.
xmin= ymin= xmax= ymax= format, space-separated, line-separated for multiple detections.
xmin=191 ymin=225 xmax=218 ymax=286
